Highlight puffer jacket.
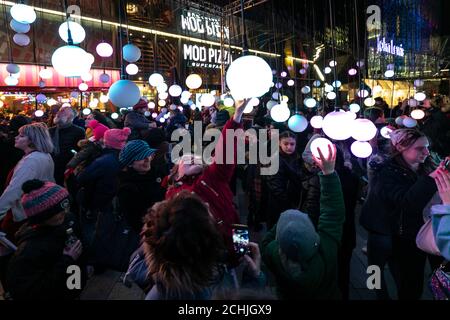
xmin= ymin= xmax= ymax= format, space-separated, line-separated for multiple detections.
xmin=431 ymin=204 xmax=450 ymax=260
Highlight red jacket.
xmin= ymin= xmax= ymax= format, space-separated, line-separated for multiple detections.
xmin=165 ymin=119 xmax=242 ymax=265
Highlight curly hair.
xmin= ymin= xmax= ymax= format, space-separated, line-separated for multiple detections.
xmin=141 ymin=191 xmax=226 ymax=298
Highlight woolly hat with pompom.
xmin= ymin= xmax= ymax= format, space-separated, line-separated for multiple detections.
xmin=104 ymin=127 xmax=131 ymax=150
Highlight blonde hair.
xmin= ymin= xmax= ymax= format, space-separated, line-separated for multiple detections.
xmin=19 ymin=123 xmax=54 ymax=153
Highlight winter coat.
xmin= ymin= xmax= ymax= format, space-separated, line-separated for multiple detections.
xmin=431 ymin=204 xmax=450 ymax=260
xmin=49 ymin=125 xmax=85 ymax=185
xmin=165 ymin=119 xmax=242 ymax=265
xmin=5 ymin=223 xmax=81 ymax=300
xmin=421 ymin=108 xmax=450 ymax=158
xmin=0 ymin=152 xmax=54 ymax=222
xmin=261 ymin=172 xmax=345 ymax=300
xmin=66 ymin=140 xmax=103 ymax=170
xmin=0 ymin=135 xmax=23 ymax=194
xmin=360 ymin=158 xmax=437 ymax=239
xmin=76 ymin=148 xmax=121 ymax=212
xmin=125 ymin=111 xmax=151 ymax=140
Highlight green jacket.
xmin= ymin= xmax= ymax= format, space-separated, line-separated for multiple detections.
xmin=261 ymin=172 xmax=345 ymax=300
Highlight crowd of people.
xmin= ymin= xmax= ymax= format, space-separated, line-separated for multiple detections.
xmin=0 ymin=93 xmax=449 ymax=301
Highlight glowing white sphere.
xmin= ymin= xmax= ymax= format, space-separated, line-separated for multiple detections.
xmin=299 ymin=69 xmax=307 ymax=75
xmin=180 ymin=96 xmax=189 ymax=105
xmin=58 ymin=21 xmax=86 ymax=44
xmin=224 ymin=97 xmax=234 ymax=107
xmin=266 ymin=100 xmax=277 ymax=110
xmin=301 ymin=86 xmax=311 ymax=94
xmin=380 ymin=126 xmax=393 ymax=139
xmin=281 ymin=95 xmax=289 ymax=103
xmin=351 ymin=141 xmax=373 ymax=158
xmin=70 ymin=91 xmax=79 ymax=98
xmin=408 ymin=99 xmax=418 ymax=107
xmin=200 ymin=93 xmax=216 ymax=107
xmin=414 ymin=92 xmax=426 ymax=102
xmin=364 ymin=97 xmax=376 ymax=107
xmin=190 ymin=104 xmax=197 ymax=111
xmin=47 ymin=98 xmax=57 ymax=106
xmin=6 ymin=64 xmax=20 ymax=74
xmin=81 ymin=73 xmax=93 ymax=82
xmin=169 ymin=104 xmax=177 ymax=111
xmin=158 ymin=100 xmax=166 ymax=107
xmin=226 ymin=55 xmax=273 ymax=100
xmin=148 ymin=102 xmax=155 ymax=109
xmin=414 ymin=79 xmax=424 ymax=87
xmin=11 ymin=72 xmax=20 ymax=79
xmin=108 ymin=80 xmax=141 ymax=108
xmin=85 ymin=53 xmax=95 ymax=65
xmin=89 ymin=101 xmax=98 ymax=108
xmin=332 ymin=80 xmax=342 ymax=88
xmin=36 ymin=93 xmax=46 ymax=101
xmin=348 ymin=68 xmax=357 ymax=76
xmin=288 ymin=114 xmax=308 ymax=132
xmin=327 ymin=92 xmax=337 ymax=100
xmin=38 ymin=80 xmax=45 ymax=88
xmin=385 ymin=70 xmax=395 ymax=78
xmin=275 ymin=82 xmax=283 ymax=89
xmin=34 ymin=110 xmax=44 ymax=117
xmin=403 ymin=117 xmax=417 ymax=128
xmin=185 ymin=73 xmax=202 ymax=89
xmin=62 ymin=103 xmax=71 ymax=108
xmin=329 ymin=60 xmax=337 ymax=67
xmin=395 ymin=116 xmax=404 ymax=126
xmin=151 ymin=112 xmax=158 ymax=118
xmin=111 ymin=112 xmax=119 ymax=120
xmin=99 ymin=73 xmax=110 ymax=83
xmin=324 ymin=67 xmax=332 ymax=74
xmin=249 ymin=97 xmax=260 ymax=106
xmin=310 ymin=115 xmax=323 ymax=129
xmin=100 ymin=95 xmax=109 ymax=103
xmin=181 ymin=91 xmax=191 ymax=98
xmin=4 ymin=76 xmax=18 ymax=86
xmin=168 ymin=85 xmax=182 ymax=97
xmin=39 ymin=68 xmax=52 ymax=79
xmin=411 ymin=109 xmax=425 ymax=120
xmin=243 ymin=104 xmax=254 ymax=114
xmin=160 ymin=117 xmax=166 ymax=123
xmin=122 ymin=44 xmax=141 ymax=63
xmin=270 ymin=103 xmax=290 ymax=122
xmin=304 ymin=98 xmax=317 ymax=109
xmin=373 ymin=85 xmax=383 ymax=93
xmin=322 ymin=111 xmax=353 ymax=140
xmin=78 ymin=83 xmax=88 ymax=91
xmin=10 ymin=19 xmax=30 ymax=33
xmin=356 ymin=60 xmax=365 ymax=68
xmin=157 ymin=83 xmax=168 ymax=93
xmin=310 ymin=137 xmax=333 ymax=158
xmin=357 ymin=89 xmax=369 ymax=98
xmin=178 ymin=106 xmax=184 ymax=112
xmin=313 ymin=80 xmax=321 ymax=87
xmin=82 ymin=108 xmax=91 ymax=115
xmin=52 ymin=45 xmax=91 ymax=77
xmin=351 ymin=118 xmax=377 ymax=141
xmin=325 ymin=84 xmax=334 ymax=93
xmin=96 ymin=42 xmax=113 ymax=57
xmin=272 ymin=92 xmax=280 ymax=100
xmin=126 ymin=63 xmax=139 ymax=75
xmin=149 ymin=73 xmax=164 ymax=87
xmin=287 ymin=80 xmax=295 ymax=86
xmin=349 ymin=103 xmax=360 ymax=113
xmin=13 ymin=33 xmax=30 ymax=46
xmin=280 ymin=71 xmax=287 ymax=78
xmin=10 ymin=4 xmax=36 ymax=24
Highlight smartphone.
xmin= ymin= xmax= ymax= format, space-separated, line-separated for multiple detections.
xmin=445 ymin=159 xmax=450 ymax=171
xmin=232 ymin=224 xmax=249 ymax=256
xmin=70 ymin=149 xmax=77 ymax=155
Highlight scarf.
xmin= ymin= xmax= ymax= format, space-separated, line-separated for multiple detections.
xmin=52 ymin=123 xmax=72 ymax=155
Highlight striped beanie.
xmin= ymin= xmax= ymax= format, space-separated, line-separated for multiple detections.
xmin=119 ymin=140 xmax=156 ymax=168
xmin=21 ymin=180 xmax=70 ymax=224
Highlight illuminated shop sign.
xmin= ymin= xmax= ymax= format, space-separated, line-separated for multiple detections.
xmin=183 ymin=43 xmax=232 ymax=69
xmin=181 ymin=10 xmax=230 ymax=40
xmin=376 ymin=37 xmax=405 ymax=57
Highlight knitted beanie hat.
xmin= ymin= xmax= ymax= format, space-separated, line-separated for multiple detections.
xmin=276 ymin=209 xmax=320 ymax=263
xmin=104 ymin=127 xmax=131 ymax=150
xmin=119 ymin=140 xmax=156 ymax=168
xmin=87 ymin=119 xmax=109 ymax=142
xmin=133 ymin=99 xmax=148 ymax=111
xmin=21 ymin=180 xmax=70 ymax=224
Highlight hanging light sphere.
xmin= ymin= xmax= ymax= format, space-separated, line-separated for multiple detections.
xmin=281 ymin=95 xmax=289 ymax=103
xmin=11 ymin=72 xmax=20 ymax=79
xmin=85 ymin=53 xmax=95 ymax=65
xmin=380 ymin=126 xmax=393 ymax=139
xmin=82 ymin=108 xmax=91 ymax=116
xmin=100 ymin=95 xmax=109 ymax=103
xmin=190 ymin=104 xmax=197 ymax=111
xmin=329 ymin=60 xmax=337 ymax=67
xmin=13 ymin=33 xmax=30 ymax=46
xmin=324 ymin=67 xmax=332 ymax=74
xmin=36 ymin=93 xmax=46 ymax=102
xmin=126 ymin=63 xmax=139 ymax=75
xmin=348 ymin=68 xmax=357 ymax=76
xmin=310 ymin=137 xmax=333 ymax=158
xmin=356 ymin=60 xmax=365 ymax=68
xmin=10 ymin=19 xmax=30 ymax=33
xmin=270 ymin=103 xmax=290 ymax=122
xmin=39 ymin=68 xmax=52 ymax=79
xmin=99 ymin=73 xmax=110 ymax=83
xmin=347 ymin=111 xmax=357 ymax=120
xmin=6 ymin=63 xmax=20 ymax=74
xmin=414 ymin=79 xmax=424 ymax=87
xmin=288 ymin=114 xmax=308 ymax=133
xmin=349 ymin=103 xmax=361 ymax=113
xmin=181 ymin=90 xmax=191 ymax=98
xmin=249 ymin=97 xmax=260 ymax=106
xmin=408 ymin=99 xmax=418 ymax=107
xmin=158 ymin=92 xmax=168 ymax=100
xmin=34 ymin=110 xmax=44 ymax=117
xmin=226 ymin=55 xmax=273 ymax=100
xmin=411 ymin=109 xmax=425 ymax=120
xmin=38 ymin=80 xmax=46 ymax=88
xmin=395 ymin=116 xmax=404 ymax=126
xmin=168 ymin=85 xmax=183 ymax=97
xmin=4 ymin=76 xmax=18 ymax=86
xmin=313 ymin=80 xmax=321 ymax=87
xmin=275 ymin=82 xmax=283 ymax=89
xmin=108 ymin=80 xmax=141 ymax=108
xmin=122 ymin=44 xmax=141 ymax=63
xmin=157 ymin=83 xmax=168 ymax=93
xmin=10 ymin=4 xmax=36 ymax=24
xmin=280 ymin=71 xmax=288 ymax=78
xmin=110 ymin=112 xmax=119 ymax=120
xmin=266 ymin=100 xmax=277 ymax=110
xmin=304 ymin=98 xmax=317 ymax=109
xmin=185 ymin=73 xmax=202 ymax=89
xmin=351 ymin=141 xmax=373 ymax=158
xmin=364 ymin=97 xmax=376 ymax=107
xmin=272 ymin=92 xmax=281 ymax=101
xmin=151 ymin=112 xmax=158 ymax=118
xmin=414 ymin=92 xmax=426 ymax=102
xmin=169 ymin=104 xmax=177 ymax=111
xmin=81 ymin=73 xmax=93 ymax=82
xmin=351 ymin=118 xmax=377 ymax=141
xmin=70 ymin=91 xmax=79 ymax=98
xmin=243 ymin=104 xmax=254 ymax=114
xmin=301 ymin=86 xmax=311 ymax=94
xmin=46 ymin=98 xmax=57 ymax=106
xmin=224 ymin=97 xmax=234 ymax=107
xmin=200 ymin=93 xmax=216 ymax=107
xmin=403 ymin=117 xmax=418 ymax=128
xmin=287 ymin=79 xmax=295 ymax=86
xmin=89 ymin=100 xmax=98 ymax=108
xmin=327 ymin=92 xmax=337 ymax=100
xmin=322 ymin=111 xmax=353 ymax=140
xmin=372 ymin=85 xmax=383 ymax=93
xmin=325 ymin=84 xmax=334 ymax=93
xmin=299 ymin=69 xmax=307 ymax=75
xmin=158 ymin=100 xmax=166 ymax=107
xmin=332 ymin=80 xmax=342 ymax=88
xmin=142 ymin=111 xmax=150 ymax=117
xmin=159 ymin=118 xmax=166 ymax=123
xmin=78 ymin=83 xmax=88 ymax=91
xmin=384 ymin=70 xmax=395 ymax=78
xmin=357 ymin=89 xmax=369 ymax=98
xmin=52 ymin=45 xmax=91 ymax=77
xmin=310 ymin=115 xmax=323 ymax=129
xmin=96 ymin=42 xmax=113 ymax=57
xmin=180 ymin=96 xmax=189 ymax=105
xmin=148 ymin=101 xmax=155 ymax=109
xmin=58 ymin=21 xmax=86 ymax=44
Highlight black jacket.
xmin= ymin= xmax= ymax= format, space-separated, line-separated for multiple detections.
xmin=5 ymin=224 xmax=81 ymax=300
xmin=360 ymin=158 xmax=437 ymax=239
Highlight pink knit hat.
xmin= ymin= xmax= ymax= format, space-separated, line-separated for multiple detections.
xmin=87 ymin=120 xmax=109 ymax=142
xmin=103 ymin=127 xmax=131 ymax=150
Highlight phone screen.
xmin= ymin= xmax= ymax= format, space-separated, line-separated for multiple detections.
xmin=232 ymin=225 xmax=249 ymax=256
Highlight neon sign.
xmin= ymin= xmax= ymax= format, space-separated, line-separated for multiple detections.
xmin=376 ymin=37 xmax=405 ymax=57
xmin=181 ymin=11 xmax=230 ymax=40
